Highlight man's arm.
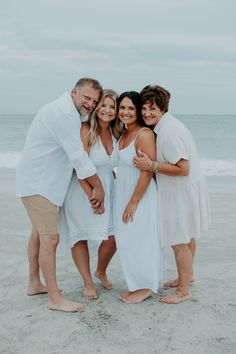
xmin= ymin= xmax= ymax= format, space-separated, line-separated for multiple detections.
xmin=79 ymin=123 xmax=104 ymax=211
xmin=53 ymin=115 xmax=104 ymax=209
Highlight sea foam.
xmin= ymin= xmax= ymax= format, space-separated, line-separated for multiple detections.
xmin=200 ymin=159 xmax=236 ymax=176
xmin=0 ymin=152 xmax=22 ymax=169
xmin=0 ymin=152 xmax=236 ymax=176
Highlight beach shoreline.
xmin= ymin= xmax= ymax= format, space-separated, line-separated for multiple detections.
xmin=0 ymin=169 xmax=236 ymax=354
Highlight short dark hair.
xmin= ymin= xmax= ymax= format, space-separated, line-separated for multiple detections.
xmin=140 ymin=85 xmax=171 ymax=112
xmin=74 ymin=77 xmax=103 ymax=96
xmin=117 ymin=91 xmax=145 ymax=126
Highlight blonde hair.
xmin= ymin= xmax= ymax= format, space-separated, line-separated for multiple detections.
xmin=85 ymin=89 xmax=123 ymax=151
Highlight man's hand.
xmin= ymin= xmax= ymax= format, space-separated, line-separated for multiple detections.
xmin=89 ymin=186 xmax=105 ymax=209
xmin=133 ymin=150 xmax=152 ymax=171
xmin=92 ymin=202 xmax=105 ymax=215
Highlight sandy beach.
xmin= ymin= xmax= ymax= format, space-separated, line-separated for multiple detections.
xmin=0 ymin=169 xmax=235 ymax=354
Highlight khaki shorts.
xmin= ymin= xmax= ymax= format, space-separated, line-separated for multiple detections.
xmin=21 ymin=195 xmax=59 ymax=235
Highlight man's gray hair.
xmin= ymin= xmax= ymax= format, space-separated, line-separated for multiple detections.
xmin=74 ymin=77 xmax=103 ymax=95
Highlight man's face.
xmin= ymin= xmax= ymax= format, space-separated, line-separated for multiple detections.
xmin=141 ymin=101 xmax=164 ymax=127
xmin=71 ymin=84 xmax=100 ymax=117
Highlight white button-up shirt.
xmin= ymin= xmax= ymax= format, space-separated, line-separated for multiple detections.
xmin=16 ymin=92 xmax=96 ymax=206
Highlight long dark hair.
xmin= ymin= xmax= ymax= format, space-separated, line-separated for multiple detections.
xmin=117 ymin=91 xmax=146 ymax=127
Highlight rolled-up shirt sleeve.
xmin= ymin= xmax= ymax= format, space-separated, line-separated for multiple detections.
xmin=52 ymin=114 xmax=96 ymax=179
xmin=162 ymin=132 xmax=189 ymax=165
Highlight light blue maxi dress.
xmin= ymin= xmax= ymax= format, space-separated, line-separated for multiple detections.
xmin=114 ymin=139 xmax=163 ymax=293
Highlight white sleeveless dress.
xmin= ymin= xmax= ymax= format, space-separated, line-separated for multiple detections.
xmin=114 ymin=138 xmax=163 ymax=293
xmin=58 ymin=136 xmax=118 ymax=254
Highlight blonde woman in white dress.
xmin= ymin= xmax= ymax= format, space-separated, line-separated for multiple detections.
xmin=114 ymin=91 xmax=163 ymax=304
xmin=59 ymin=89 xmax=121 ymax=300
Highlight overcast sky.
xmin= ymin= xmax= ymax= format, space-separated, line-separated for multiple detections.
xmin=0 ymin=0 xmax=235 ymax=114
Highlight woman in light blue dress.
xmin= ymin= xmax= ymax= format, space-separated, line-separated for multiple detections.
xmin=114 ymin=91 xmax=163 ymax=304
xmin=59 ymin=89 xmax=122 ymax=300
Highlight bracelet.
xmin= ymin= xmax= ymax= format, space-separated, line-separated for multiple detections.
xmin=149 ymin=161 xmax=158 ymax=173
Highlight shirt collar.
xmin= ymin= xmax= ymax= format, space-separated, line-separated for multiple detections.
xmin=62 ymin=92 xmax=89 ymax=122
xmin=153 ymin=112 xmax=170 ymax=135
xmin=63 ymin=92 xmax=81 ymax=118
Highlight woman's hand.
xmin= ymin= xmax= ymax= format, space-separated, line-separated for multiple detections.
xmin=122 ymin=200 xmax=138 ymax=224
xmin=92 ymin=202 xmax=105 ymax=215
xmin=133 ymin=150 xmax=152 ymax=171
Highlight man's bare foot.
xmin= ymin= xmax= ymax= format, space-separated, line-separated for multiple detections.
xmin=27 ymin=284 xmax=48 ymax=296
xmin=83 ymin=283 xmax=98 ymax=300
xmin=163 ymin=276 xmax=196 ymax=289
xmin=119 ymin=291 xmax=132 ymax=302
xmin=121 ymin=289 xmax=152 ymax=304
xmin=94 ymin=271 xmax=113 ymax=290
xmin=159 ymin=290 xmax=192 ymax=304
xmin=48 ymin=295 xmax=84 ymax=312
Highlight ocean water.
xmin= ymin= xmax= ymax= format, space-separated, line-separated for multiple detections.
xmin=0 ymin=113 xmax=236 ymax=176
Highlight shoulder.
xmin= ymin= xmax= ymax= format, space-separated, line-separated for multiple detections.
xmin=135 ymin=128 xmax=156 ymax=151
xmin=80 ymin=122 xmax=90 ymax=139
xmin=81 ymin=122 xmax=90 ymax=132
xmin=136 ymin=127 xmax=155 ymax=142
xmin=161 ymin=115 xmax=183 ymax=138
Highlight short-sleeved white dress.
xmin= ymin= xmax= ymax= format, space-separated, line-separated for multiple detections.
xmin=154 ymin=112 xmax=211 ymax=247
xmin=58 ymin=136 xmax=118 ymax=254
xmin=114 ymin=137 xmax=163 ymax=293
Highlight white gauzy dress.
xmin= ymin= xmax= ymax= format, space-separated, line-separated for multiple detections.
xmin=154 ymin=112 xmax=211 ymax=247
xmin=58 ymin=136 xmax=118 ymax=254
xmin=114 ymin=139 xmax=163 ymax=293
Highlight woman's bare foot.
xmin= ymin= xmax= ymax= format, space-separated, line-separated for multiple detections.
xmin=119 ymin=291 xmax=132 ymax=302
xmin=94 ymin=270 xmax=113 ymax=290
xmin=163 ymin=275 xmax=196 ymax=289
xmin=27 ymin=283 xmax=48 ymax=296
xmin=48 ymin=295 xmax=84 ymax=312
xmin=159 ymin=290 xmax=192 ymax=304
xmin=121 ymin=289 xmax=152 ymax=304
xmin=83 ymin=283 xmax=98 ymax=300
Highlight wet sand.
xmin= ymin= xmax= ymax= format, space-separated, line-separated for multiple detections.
xmin=0 ymin=170 xmax=235 ymax=354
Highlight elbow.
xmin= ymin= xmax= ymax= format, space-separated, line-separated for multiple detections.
xmin=181 ymin=171 xmax=189 ymax=177
xmin=176 ymin=159 xmax=189 ymax=176
xmin=180 ymin=166 xmax=189 ymax=176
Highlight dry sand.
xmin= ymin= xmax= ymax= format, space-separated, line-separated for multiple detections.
xmin=0 ymin=170 xmax=236 ymax=354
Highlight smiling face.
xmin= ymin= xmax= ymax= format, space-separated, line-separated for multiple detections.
xmin=141 ymin=101 xmax=164 ymax=127
xmin=118 ymin=97 xmax=137 ymax=126
xmin=71 ymin=84 xmax=100 ymax=117
xmin=97 ymin=96 xmax=116 ymax=124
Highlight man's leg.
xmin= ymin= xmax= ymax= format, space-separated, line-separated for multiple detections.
xmin=71 ymin=241 xmax=97 ymax=300
xmin=94 ymin=236 xmax=116 ymax=290
xmin=27 ymin=228 xmax=47 ymax=295
xmin=39 ymin=233 xmax=84 ymax=311
xmin=160 ymin=244 xmax=193 ymax=304
xmin=22 ymin=195 xmax=84 ymax=312
xmin=163 ymin=238 xmax=196 ymax=288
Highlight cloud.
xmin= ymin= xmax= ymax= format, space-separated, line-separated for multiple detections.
xmin=0 ymin=0 xmax=235 ymax=113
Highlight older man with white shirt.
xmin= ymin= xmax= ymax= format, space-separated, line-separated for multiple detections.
xmin=16 ymin=78 xmax=104 ymax=312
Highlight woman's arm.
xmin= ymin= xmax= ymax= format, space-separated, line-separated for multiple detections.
xmin=133 ymin=150 xmax=189 ymax=176
xmin=122 ymin=129 xmax=156 ymax=224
